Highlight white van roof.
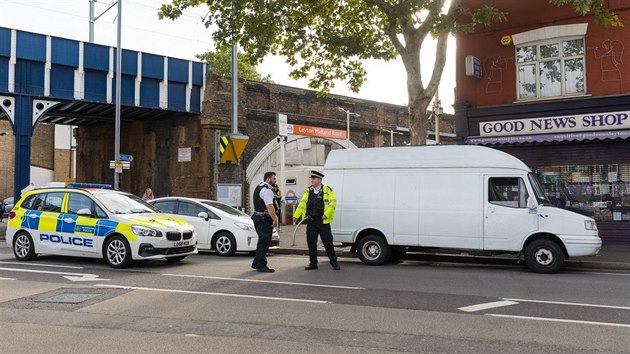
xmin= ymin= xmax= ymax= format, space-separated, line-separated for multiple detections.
xmin=324 ymin=145 xmax=530 ymax=171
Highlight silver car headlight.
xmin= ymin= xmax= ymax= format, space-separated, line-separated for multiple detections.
xmin=235 ymin=222 xmax=255 ymax=231
xmin=131 ymin=225 xmax=162 ymax=237
xmin=584 ymin=220 xmax=598 ymax=231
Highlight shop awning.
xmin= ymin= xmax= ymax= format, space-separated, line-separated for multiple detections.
xmin=467 ymin=129 xmax=630 ymax=145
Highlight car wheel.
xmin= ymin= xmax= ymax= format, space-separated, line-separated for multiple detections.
xmin=13 ymin=231 xmax=37 ymax=261
xmin=166 ymin=256 xmax=187 ymax=263
xmin=525 ymin=239 xmax=564 ymax=274
xmin=213 ymin=232 xmax=237 ymax=256
xmin=104 ymin=235 xmax=132 ymax=268
xmin=357 ymin=235 xmax=390 ymax=265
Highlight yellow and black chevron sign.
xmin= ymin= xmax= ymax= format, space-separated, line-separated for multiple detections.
xmin=219 ymin=134 xmax=249 ymax=164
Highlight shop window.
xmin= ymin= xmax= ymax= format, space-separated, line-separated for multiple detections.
xmin=488 ymin=177 xmax=528 ymax=208
xmin=535 ymin=164 xmax=630 ymax=222
xmin=516 ymin=38 xmax=585 ymax=100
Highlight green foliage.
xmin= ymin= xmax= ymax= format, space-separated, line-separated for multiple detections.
xmin=549 ymin=0 xmax=624 ymax=27
xmin=160 ymin=0 xmax=624 ymax=144
xmin=196 ymin=48 xmax=273 ymax=82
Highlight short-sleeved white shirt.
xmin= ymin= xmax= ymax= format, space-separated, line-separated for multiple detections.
xmin=258 ymin=182 xmax=275 ymax=206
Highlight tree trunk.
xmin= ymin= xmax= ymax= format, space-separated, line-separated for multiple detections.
xmin=407 ymin=74 xmax=432 ymax=145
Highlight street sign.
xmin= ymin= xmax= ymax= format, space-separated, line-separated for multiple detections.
xmin=289 ymin=124 xmax=347 ymax=139
xmin=109 ymin=161 xmax=130 ymax=169
xmin=118 ymin=154 xmax=133 ymax=162
xmin=219 ymin=134 xmax=249 ymax=164
xmin=277 ymin=113 xmax=288 ymax=137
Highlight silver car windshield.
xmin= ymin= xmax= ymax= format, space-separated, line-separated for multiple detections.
xmin=93 ymin=192 xmax=159 ymax=214
xmin=201 ymin=200 xmax=247 ymax=216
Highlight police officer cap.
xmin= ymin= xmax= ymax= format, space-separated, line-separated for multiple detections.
xmin=310 ymin=170 xmax=325 ymax=179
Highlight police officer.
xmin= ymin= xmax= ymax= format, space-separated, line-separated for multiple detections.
xmin=293 ymin=170 xmax=340 ymax=270
xmin=251 ymin=171 xmax=278 ymax=273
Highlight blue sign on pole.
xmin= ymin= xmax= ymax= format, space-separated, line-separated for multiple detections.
xmin=285 ymin=195 xmax=298 ymax=201
xmin=119 ymin=154 xmax=133 ymax=162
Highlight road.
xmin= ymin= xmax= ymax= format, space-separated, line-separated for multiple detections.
xmin=1 ymin=244 xmax=629 ymax=353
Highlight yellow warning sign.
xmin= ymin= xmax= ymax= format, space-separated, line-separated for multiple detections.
xmin=219 ymin=134 xmax=249 ymax=164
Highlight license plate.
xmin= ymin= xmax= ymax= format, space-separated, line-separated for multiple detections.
xmin=173 ymin=241 xmax=189 ymax=247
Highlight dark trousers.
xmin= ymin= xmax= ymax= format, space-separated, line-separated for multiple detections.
xmin=306 ymin=219 xmax=337 ymax=265
xmin=252 ymin=213 xmax=273 ymax=269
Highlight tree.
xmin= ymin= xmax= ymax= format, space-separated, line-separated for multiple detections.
xmin=160 ymin=0 xmax=622 ymax=145
xmin=197 ymin=48 xmax=273 ymax=83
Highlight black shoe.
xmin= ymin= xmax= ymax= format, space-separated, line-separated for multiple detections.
xmin=330 ymin=261 xmax=341 ymax=271
xmin=257 ymin=267 xmax=275 ymax=273
xmin=305 ymin=264 xmax=318 ymax=270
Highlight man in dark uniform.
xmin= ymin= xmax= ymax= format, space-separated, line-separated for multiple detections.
xmin=251 ymin=171 xmax=278 ymax=273
xmin=293 ymin=170 xmax=340 ymax=270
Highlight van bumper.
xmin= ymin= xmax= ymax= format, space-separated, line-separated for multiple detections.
xmin=560 ymin=235 xmax=602 ymax=257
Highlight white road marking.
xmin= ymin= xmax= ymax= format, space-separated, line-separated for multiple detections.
xmin=0 ymin=277 xmax=16 ymax=280
xmin=95 ymin=284 xmax=331 ymax=304
xmin=458 ymin=300 xmax=519 ymax=312
xmin=502 ymin=298 xmax=630 ymax=311
xmin=0 ymin=261 xmax=83 ymax=269
xmin=0 ymin=267 xmax=109 ymax=282
xmin=487 ymin=314 xmax=630 ymax=328
xmin=162 ymin=273 xmax=365 ymax=290
xmin=576 ymin=271 xmax=630 ymax=277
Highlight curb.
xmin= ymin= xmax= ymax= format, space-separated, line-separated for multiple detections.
xmin=269 ymin=247 xmax=630 ymax=272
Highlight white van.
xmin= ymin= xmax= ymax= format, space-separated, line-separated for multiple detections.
xmin=325 ymin=145 xmax=601 ymax=273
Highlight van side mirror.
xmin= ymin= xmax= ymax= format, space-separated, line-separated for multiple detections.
xmin=527 ymin=198 xmax=538 ymax=212
xmin=198 ymin=211 xmax=209 ymax=220
xmin=77 ymin=208 xmax=92 ymax=216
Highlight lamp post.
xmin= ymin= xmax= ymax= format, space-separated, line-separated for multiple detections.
xmin=431 ymin=91 xmax=443 ymax=145
xmin=336 ymin=107 xmax=360 ymax=148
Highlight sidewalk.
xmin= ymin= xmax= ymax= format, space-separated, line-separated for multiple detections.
xmin=272 ymin=224 xmax=630 ymax=271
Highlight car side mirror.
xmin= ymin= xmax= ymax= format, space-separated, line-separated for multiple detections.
xmin=198 ymin=211 xmax=209 ymax=220
xmin=77 ymin=208 xmax=93 ymax=216
xmin=527 ymin=198 xmax=538 ymax=212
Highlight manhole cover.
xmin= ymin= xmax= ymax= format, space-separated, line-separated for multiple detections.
xmin=35 ymin=293 xmax=102 ymax=304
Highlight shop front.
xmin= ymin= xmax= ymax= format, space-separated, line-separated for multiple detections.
xmin=460 ymin=94 xmax=630 ymax=243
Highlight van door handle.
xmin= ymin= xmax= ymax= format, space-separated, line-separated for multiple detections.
xmin=487 ymin=206 xmax=496 ymax=214
xmin=28 ymin=214 xmax=39 ymax=219
xmin=63 ymin=218 xmax=76 ymax=223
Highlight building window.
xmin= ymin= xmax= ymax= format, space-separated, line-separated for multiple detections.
xmin=516 ymin=38 xmax=585 ymax=100
xmin=535 ymin=164 xmax=630 ymax=222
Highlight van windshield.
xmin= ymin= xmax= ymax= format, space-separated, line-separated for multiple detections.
xmin=528 ymin=173 xmax=550 ymax=206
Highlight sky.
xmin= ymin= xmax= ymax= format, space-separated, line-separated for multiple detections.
xmin=0 ymin=0 xmax=456 ymax=113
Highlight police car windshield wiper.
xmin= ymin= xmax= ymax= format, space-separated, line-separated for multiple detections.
xmin=130 ymin=208 xmax=151 ymax=214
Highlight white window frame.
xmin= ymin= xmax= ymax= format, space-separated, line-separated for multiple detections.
xmin=512 ymin=24 xmax=589 ymax=102
xmin=515 ymin=36 xmax=587 ymax=101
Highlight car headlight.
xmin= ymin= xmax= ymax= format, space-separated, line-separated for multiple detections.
xmin=584 ymin=220 xmax=598 ymax=231
xmin=235 ymin=222 xmax=255 ymax=231
xmin=131 ymin=225 xmax=162 ymax=237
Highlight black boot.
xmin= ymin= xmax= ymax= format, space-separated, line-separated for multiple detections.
xmin=305 ymin=263 xmax=318 ymax=270
xmin=330 ymin=260 xmax=340 ymax=270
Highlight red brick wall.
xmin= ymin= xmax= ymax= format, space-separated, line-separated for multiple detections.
xmin=456 ymin=0 xmax=630 ymax=107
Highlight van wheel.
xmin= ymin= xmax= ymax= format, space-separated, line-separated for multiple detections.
xmin=525 ymin=239 xmax=564 ymax=274
xmin=357 ymin=235 xmax=390 ymax=265
xmin=13 ymin=231 xmax=37 ymax=261
xmin=104 ymin=235 xmax=132 ymax=268
xmin=213 ymin=232 xmax=237 ymax=256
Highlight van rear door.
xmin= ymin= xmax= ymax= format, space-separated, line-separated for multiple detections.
xmin=483 ymin=176 xmax=538 ymax=251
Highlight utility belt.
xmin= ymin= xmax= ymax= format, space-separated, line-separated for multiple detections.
xmin=253 ymin=211 xmax=271 ymax=217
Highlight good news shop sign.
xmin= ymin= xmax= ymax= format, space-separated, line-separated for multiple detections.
xmin=479 ymin=111 xmax=630 ymax=137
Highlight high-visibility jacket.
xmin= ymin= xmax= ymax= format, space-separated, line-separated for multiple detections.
xmin=293 ymin=185 xmax=336 ymax=224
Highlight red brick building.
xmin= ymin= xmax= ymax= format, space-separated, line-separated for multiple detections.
xmin=455 ymin=0 xmax=630 ymax=242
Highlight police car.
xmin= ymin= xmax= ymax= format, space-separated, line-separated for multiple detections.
xmin=5 ymin=183 xmax=198 ymax=268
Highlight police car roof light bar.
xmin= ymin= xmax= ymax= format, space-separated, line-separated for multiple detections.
xmin=67 ymin=182 xmax=112 ymax=189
